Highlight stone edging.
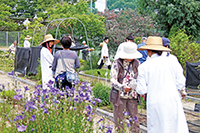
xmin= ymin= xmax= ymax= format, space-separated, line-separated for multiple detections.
xmin=0 ymin=70 xmax=35 ymax=87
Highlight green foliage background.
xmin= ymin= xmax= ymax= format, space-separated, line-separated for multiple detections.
xmin=170 ymin=29 xmax=200 ymax=70
xmin=92 ymin=82 xmax=111 ymax=107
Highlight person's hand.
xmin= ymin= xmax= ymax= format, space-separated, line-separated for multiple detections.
xmin=124 ymin=86 xmax=132 ymax=92
xmin=179 ymin=88 xmax=187 ymax=99
xmin=181 ymin=94 xmax=187 ymax=99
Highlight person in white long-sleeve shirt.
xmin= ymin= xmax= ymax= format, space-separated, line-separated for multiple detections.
xmin=97 ymin=37 xmax=111 ymax=69
xmin=40 ymin=34 xmax=59 ymax=90
xmin=23 ymin=35 xmax=32 ymax=48
xmin=136 ymin=36 xmax=188 ymax=133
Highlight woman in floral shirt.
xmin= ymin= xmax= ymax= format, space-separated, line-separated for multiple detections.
xmin=110 ymin=42 xmax=142 ymax=133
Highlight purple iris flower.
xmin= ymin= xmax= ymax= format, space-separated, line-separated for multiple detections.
xmin=74 ymin=107 xmax=76 ymax=110
xmin=129 ymin=118 xmax=132 ymax=122
xmin=24 ymin=101 xmax=38 ymax=112
xmin=127 ymin=123 xmax=131 ymax=127
xmin=8 ymin=70 xmax=14 ymax=76
xmin=13 ymin=94 xmax=23 ymax=100
xmin=33 ymin=89 xmax=40 ymax=97
xmin=42 ymin=89 xmax=47 ymax=95
xmin=13 ymin=119 xmax=17 ymax=122
xmin=74 ymin=80 xmax=79 ymax=85
xmin=29 ymin=115 xmax=36 ymax=122
xmin=99 ymin=124 xmax=104 ymax=129
xmin=24 ymin=86 xmax=29 ymax=92
xmin=16 ymin=89 xmax=21 ymax=93
xmin=43 ymin=108 xmax=48 ymax=114
xmin=94 ymin=98 xmax=102 ymax=103
xmin=92 ymin=101 xmax=96 ymax=105
xmin=97 ymin=118 xmax=104 ymax=123
xmin=40 ymin=102 xmax=46 ymax=108
xmin=32 ymin=128 xmax=34 ymax=131
xmin=45 ymin=94 xmax=49 ymax=99
xmin=17 ymin=124 xmax=27 ymax=132
xmin=73 ymin=97 xmax=79 ymax=103
xmin=21 ymin=112 xmax=24 ymax=114
xmin=134 ymin=116 xmax=138 ymax=122
xmin=48 ymin=80 xmax=54 ymax=85
xmin=87 ymin=115 xmax=91 ymax=122
xmin=123 ymin=111 xmax=129 ymax=116
xmin=52 ymin=100 xmax=58 ymax=104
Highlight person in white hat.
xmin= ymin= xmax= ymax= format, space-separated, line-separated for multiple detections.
xmin=109 ymin=42 xmax=142 ymax=132
xmin=136 ymin=36 xmax=188 ymax=133
xmin=23 ymin=35 xmax=32 ymax=48
xmin=40 ymin=34 xmax=59 ymax=90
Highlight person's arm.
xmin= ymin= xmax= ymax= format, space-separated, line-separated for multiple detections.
xmin=110 ymin=61 xmax=125 ymax=91
xmin=136 ymin=65 xmax=148 ymax=95
xmin=74 ymin=55 xmax=80 ymax=69
xmin=173 ymin=56 xmax=187 ymax=98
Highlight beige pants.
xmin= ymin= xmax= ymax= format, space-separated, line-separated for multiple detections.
xmin=113 ymin=98 xmax=140 ymax=133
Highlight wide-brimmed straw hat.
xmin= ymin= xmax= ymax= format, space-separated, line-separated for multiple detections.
xmin=40 ymin=34 xmax=60 ymax=46
xmin=118 ymin=42 xmax=142 ymax=59
xmin=25 ymin=35 xmax=32 ymax=40
xmin=137 ymin=36 xmax=171 ymax=51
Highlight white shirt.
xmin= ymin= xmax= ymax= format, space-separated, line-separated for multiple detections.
xmin=40 ymin=47 xmax=54 ymax=89
xmin=97 ymin=42 xmax=111 ymax=65
xmin=114 ymin=42 xmax=125 ymax=60
xmin=136 ymin=54 xmax=188 ymax=133
xmin=23 ymin=40 xmax=31 ymax=48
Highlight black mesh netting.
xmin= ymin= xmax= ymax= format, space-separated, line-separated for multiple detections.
xmin=186 ymin=61 xmax=200 ymax=89
xmin=28 ymin=46 xmax=42 ymax=75
xmin=14 ymin=47 xmax=31 ymax=75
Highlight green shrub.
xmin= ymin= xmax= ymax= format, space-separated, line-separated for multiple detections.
xmin=35 ymin=59 xmax=42 ymax=85
xmin=81 ymin=52 xmax=100 ymax=71
xmin=92 ymin=82 xmax=111 ymax=107
xmin=84 ymin=69 xmax=110 ymax=79
xmin=134 ymin=37 xmax=142 ymax=45
xmin=0 ymin=89 xmax=16 ymax=100
xmin=0 ymin=50 xmax=14 ymax=72
xmin=170 ymin=29 xmax=200 ymax=70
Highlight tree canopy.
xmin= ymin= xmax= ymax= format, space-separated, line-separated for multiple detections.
xmin=0 ymin=3 xmax=18 ymax=31
xmin=27 ymin=1 xmax=106 ymax=46
xmin=98 ymin=9 xmax=161 ymax=55
xmin=139 ymin=0 xmax=200 ymax=37
xmin=107 ymin=0 xmax=139 ymax=11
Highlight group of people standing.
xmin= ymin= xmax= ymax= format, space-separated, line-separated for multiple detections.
xmin=108 ymin=36 xmax=188 ymax=133
xmin=40 ymin=34 xmax=80 ymax=90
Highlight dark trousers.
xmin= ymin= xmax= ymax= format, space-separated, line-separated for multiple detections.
xmin=97 ymin=59 xmax=111 ymax=69
xmin=56 ymin=76 xmax=72 ymax=90
xmin=113 ymin=98 xmax=140 ymax=133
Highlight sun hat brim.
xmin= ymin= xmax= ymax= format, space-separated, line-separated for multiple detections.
xmin=40 ymin=39 xmax=60 ymax=46
xmin=25 ymin=37 xmax=32 ymax=40
xmin=137 ymin=45 xmax=171 ymax=51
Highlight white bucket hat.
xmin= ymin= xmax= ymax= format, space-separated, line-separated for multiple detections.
xmin=118 ymin=42 xmax=142 ymax=59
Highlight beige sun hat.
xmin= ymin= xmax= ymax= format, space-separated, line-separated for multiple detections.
xmin=40 ymin=34 xmax=60 ymax=46
xmin=25 ymin=35 xmax=32 ymax=40
xmin=137 ymin=36 xmax=171 ymax=51
xmin=118 ymin=42 xmax=142 ymax=59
